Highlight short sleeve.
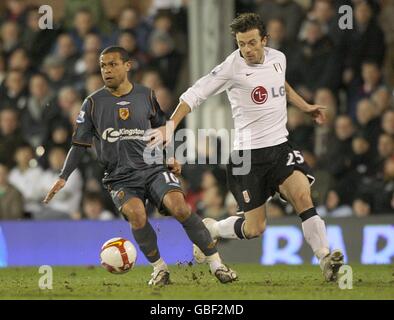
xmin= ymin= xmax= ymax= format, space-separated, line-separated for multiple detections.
xmin=72 ymin=98 xmax=95 ymax=147
xmin=149 ymin=90 xmax=167 ymax=128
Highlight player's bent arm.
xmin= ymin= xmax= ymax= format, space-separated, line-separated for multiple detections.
xmin=285 ymin=81 xmax=326 ymax=125
xmin=285 ymin=81 xmax=310 ymax=112
xmin=169 ymin=100 xmax=192 ymax=130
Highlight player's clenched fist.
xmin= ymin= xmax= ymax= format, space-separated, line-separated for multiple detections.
xmin=166 ymin=157 xmax=181 ymax=176
xmin=43 ymin=178 xmax=66 ymax=204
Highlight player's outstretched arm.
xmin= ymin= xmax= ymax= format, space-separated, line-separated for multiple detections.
xmin=43 ymin=178 xmax=66 ymax=204
xmin=285 ymin=81 xmax=326 ymax=125
xmin=43 ymin=145 xmax=86 ymax=203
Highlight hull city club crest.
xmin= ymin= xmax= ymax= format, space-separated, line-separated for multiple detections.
xmin=119 ymin=107 xmax=130 ymax=120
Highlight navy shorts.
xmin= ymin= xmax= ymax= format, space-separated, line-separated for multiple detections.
xmin=226 ymin=141 xmax=315 ymax=212
xmin=105 ymin=165 xmax=183 ymax=215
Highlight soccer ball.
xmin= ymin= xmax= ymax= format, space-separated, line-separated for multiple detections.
xmin=100 ymin=237 xmax=137 ymax=274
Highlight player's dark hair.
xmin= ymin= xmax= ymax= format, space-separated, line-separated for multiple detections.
xmin=100 ymin=46 xmax=130 ymax=62
xmin=230 ymin=13 xmax=267 ymax=38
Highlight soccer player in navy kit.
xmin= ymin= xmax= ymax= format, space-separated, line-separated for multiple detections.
xmin=148 ymin=14 xmax=344 ymax=282
xmin=43 ymin=46 xmax=237 ymax=285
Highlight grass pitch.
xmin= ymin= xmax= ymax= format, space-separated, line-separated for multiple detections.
xmin=0 ymin=264 xmax=393 ymax=300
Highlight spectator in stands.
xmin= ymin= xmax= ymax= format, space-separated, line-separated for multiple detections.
xmin=54 ymin=33 xmax=79 ymax=77
xmin=153 ymin=10 xmax=188 ymax=55
xmin=0 ymin=69 xmax=27 ymax=110
xmin=374 ymin=133 xmax=394 ymax=176
xmin=113 ymin=6 xmax=151 ymax=53
xmin=85 ymin=73 xmax=104 ymax=96
xmin=256 ymin=0 xmax=304 ymax=41
xmin=8 ymin=47 xmax=34 ymax=76
xmin=117 ymin=30 xmax=149 ymax=73
xmin=355 ymin=98 xmax=382 ymax=146
xmin=42 ymin=55 xmax=70 ymax=92
xmin=381 ymin=109 xmax=394 ymax=136
xmin=20 ymin=73 xmax=60 ymax=148
xmin=0 ymin=21 xmax=20 ymax=57
xmin=140 ymin=69 xmax=163 ymax=91
xmin=199 ymin=182 xmax=227 ymax=220
xmin=149 ymin=30 xmax=183 ymax=90
xmin=343 ymin=0 xmax=386 ymax=85
xmin=266 ymin=18 xmax=296 ymax=62
xmin=291 ymin=19 xmax=340 ymax=101
xmin=82 ymin=192 xmax=114 ymax=220
xmin=0 ymin=162 xmax=24 ymax=220
xmin=22 ymin=6 xmax=59 ymax=67
xmin=8 ymin=143 xmax=44 ymax=217
xmin=0 ymin=107 xmax=25 ymax=167
xmin=320 ymin=115 xmax=355 ymax=180
xmin=2 ymin=0 xmax=28 ymax=26
xmin=0 ymin=52 xmax=5 ymax=85
xmin=83 ymin=33 xmax=103 ymax=53
xmin=69 ymin=8 xmax=101 ymax=53
xmin=352 ymin=195 xmax=372 ymax=217
xmin=316 ymin=189 xmax=353 ymax=217
xmin=348 ymin=60 xmax=388 ymax=118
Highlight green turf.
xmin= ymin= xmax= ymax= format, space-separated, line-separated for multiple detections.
xmin=0 ymin=264 xmax=393 ymax=300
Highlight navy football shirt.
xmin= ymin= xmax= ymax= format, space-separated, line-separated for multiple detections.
xmin=72 ymin=84 xmax=167 ymax=183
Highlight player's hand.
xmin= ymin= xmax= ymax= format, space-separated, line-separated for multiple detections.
xmin=43 ymin=178 xmax=66 ymax=204
xmin=166 ymin=157 xmax=182 ymax=176
xmin=305 ymin=104 xmax=326 ymax=125
xmin=146 ymin=122 xmax=175 ymax=148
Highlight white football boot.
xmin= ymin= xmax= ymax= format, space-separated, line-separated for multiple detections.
xmin=193 ymin=218 xmax=219 ymax=264
xmin=148 ymin=265 xmax=170 ymax=286
xmin=319 ymin=249 xmax=345 ymax=282
xmin=213 ymin=264 xmax=238 ymax=284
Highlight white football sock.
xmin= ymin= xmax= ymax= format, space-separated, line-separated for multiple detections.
xmin=216 ymin=216 xmax=243 ymax=239
xmin=206 ymin=252 xmax=223 ymax=273
xmin=150 ymin=257 xmax=167 ymax=271
xmin=302 ymin=215 xmax=330 ymax=260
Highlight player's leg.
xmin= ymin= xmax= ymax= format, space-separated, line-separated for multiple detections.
xmin=278 ymin=170 xmax=344 ymax=281
xmin=205 ymin=204 xmax=267 ymax=240
xmin=200 ymin=162 xmax=268 ymax=241
xmin=162 ymin=190 xmax=237 ymax=283
xmin=111 ymin=188 xmax=169 ymax=286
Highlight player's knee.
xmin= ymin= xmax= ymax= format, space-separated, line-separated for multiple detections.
xmin=122 ymin=205 xmax=146 ymax=229
xmin=168 ymin=203 xmax=191 ymax=222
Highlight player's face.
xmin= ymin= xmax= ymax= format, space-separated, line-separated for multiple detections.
xmin=236 ymin=29 xmax=267 ymax=65
xmin=100 ymin=52 xmax=131 ymax=89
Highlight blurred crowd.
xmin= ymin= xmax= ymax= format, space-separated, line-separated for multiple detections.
xmin=0 ymin=0 xmax=393 ymax=221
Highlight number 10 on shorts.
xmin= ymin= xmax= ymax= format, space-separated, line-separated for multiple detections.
xmin=163 ymin=172 xmax=179 ymax=184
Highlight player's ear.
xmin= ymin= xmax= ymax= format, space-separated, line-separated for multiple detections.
xmin=261 ymin=35 xmax=268 ymax=46
xmin=125 ymin=60 xmax=132 ymax=72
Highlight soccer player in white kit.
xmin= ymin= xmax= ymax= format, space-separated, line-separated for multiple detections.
xmin=148 ymin=13 xmax=344 ymax=282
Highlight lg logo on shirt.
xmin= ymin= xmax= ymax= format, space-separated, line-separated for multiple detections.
xmin=251 ymin=85 xmax=285 ymax=104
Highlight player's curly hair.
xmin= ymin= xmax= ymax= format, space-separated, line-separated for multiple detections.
xmin=230 ymin=13 xmax=267 ymax=38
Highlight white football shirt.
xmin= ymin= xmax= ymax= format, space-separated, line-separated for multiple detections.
xmin=180 ymin=47 xmax=288 ymax=150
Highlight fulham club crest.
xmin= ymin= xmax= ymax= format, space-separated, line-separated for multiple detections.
xmin=119 ymin=107 xmax=130 ymax=120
